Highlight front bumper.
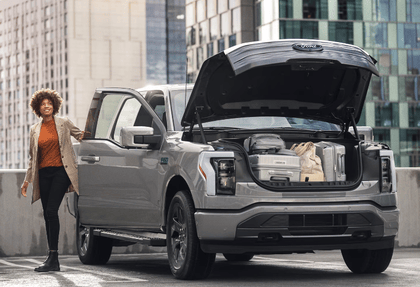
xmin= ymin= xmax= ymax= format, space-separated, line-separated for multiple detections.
xmin=194 ymin=203 xmax=399 ymax=254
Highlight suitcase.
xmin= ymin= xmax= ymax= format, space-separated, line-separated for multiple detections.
xmin=249 ymin=154 xmax=301 ymax=182
xmin=244 ymin=134 xmax=286 ymax=154
xmin=315 ymin=141 xmax=346 ymax=181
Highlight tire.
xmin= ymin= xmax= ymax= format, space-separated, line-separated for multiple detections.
xmin=223 ymin=253 xmax=254 ymax=262
xmin=341 ymin=247 xmax=394 ymax=274
xmin=166 ymin=190 xmax=215 ymax=280
xmin=76 ymin=216 xmax=113 ymax=265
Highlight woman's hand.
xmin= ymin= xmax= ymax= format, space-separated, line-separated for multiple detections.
xmin=21 ymin=181 xmax=29 ymax=197
xmin=79 ymin=131 xmax=90 ymax=141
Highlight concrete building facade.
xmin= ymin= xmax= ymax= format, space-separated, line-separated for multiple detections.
xmin=185 ymin=0 xmax=420 ymax=167
xmin=0 ymin=0 xmax=186 ymax=169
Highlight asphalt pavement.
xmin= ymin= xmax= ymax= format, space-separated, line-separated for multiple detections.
xmin=1 ymin=248 xmax=419 ymax=286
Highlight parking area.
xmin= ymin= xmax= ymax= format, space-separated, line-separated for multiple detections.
xmin=1 ymin=248 xmax=419 ymax=287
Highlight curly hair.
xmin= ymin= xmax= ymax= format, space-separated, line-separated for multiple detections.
xmin=30 ymin=89 xmax=63 ymax=118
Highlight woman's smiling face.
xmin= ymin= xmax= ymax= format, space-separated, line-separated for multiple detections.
xmin=40 ymin=99 xmax=53 ymax=118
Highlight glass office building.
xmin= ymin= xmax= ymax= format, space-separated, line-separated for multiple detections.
xmin=186 ymin=0 xmax=420 ymax=167
xmin=146 ymin=0 xmax=187 ymax=84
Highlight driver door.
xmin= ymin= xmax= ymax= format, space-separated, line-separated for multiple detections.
xmin=78 ymin=88 xmax=166 ymax=231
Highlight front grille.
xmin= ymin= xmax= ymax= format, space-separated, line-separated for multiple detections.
xmin=288 ymin=214 xmax=347 ymax=235
xmin=236 ymin=212 xmax=383 ymax=239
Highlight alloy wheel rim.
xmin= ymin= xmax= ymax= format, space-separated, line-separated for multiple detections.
xmin=170 ymin=203 xmax=187 ymax=270
xmin=78 ymin=225 xmax=90 ymax=256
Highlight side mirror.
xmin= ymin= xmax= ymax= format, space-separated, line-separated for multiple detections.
xmin=120 ymin=126 xmax=161 ymax=148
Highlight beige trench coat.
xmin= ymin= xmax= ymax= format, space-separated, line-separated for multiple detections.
xmin=24 ymin=116 xmax=83 ymax=204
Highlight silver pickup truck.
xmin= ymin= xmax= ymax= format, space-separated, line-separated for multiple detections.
xmin=69 ymin=39 xmax=399 ymax=280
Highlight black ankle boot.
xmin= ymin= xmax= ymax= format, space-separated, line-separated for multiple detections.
xmin=34 ymin=251 xmax=60 ymax=272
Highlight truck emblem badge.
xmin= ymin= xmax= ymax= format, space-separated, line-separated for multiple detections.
xmin=292 ymin=43 xmax=323 ymax=52
xmin=160 ymin=157 xmax=169 ymax=165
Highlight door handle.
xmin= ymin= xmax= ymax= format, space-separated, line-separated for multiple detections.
xmin=81 ymin=156 xmax=100 ymax=163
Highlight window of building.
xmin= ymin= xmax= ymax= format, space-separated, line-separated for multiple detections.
xmin=218 ymin=38 xmax=225 ymax=52
xmin=367 ymin=76 xmax=389 ymax=101
xmin=372 ymin=0 xmax=397 ymax=22
xmin=374 ymin=49 xmax=398 ymax=75
xmin=256 ymin=2 xmax=262 ymax=27
xmin=196 ymin=0 xmax=206 ymax=22
xmin=399 ymin=76 xmax=420 ymax=101
xmin=279 ymin=20 xmax=318 ymax=39
xmin=363 ymin=22 xmax=388 ymax=48
xmin=207 ymin=42 xmax=214 ymax=58
xmin=398 ymin=23 xmax=420 ymax=49
xmin=329 ymin=22 xmax=353 ymax=44
xmin=375 ymin=102 xmax=399 ymax=127
xmin=303 ymin=0 xmax=328 ymax=19
xmin=186 ymin=3 xmax=195 ymax=27
xmin=220 ymin=12 xmax=229 ymax=37
xmin=408 ymin=103 xmax=420 ymax=127
xmin=338 ymin=0 xmax=362 ymax=20
xmin=229 ymin=34 xmax=236 ymax=47
xmin=187 ymin=27 xmax=196 ymax=46
xmin=374 ymin=128 xmax=391 ymax=145
xmin=407 ymin=0 xmax=420 ymax=22
xmin=232 ymin=8 xmax=241 ymax=33
xmin=210 ymin=17 xmax=219 ymax=41
xmin=218 ymin=0 xmax=228 ymax=13
xmin=196 ymin=46 xmax=204 ymax=69
xmin=207 ymin=0 xmax=217 ymax=18
xmin=407 ymin=50 xmax=420 ymax=74
xmin=199 ymin=21 xmax=207 ymax=44
xmin=400 ymin=129 xmax=420 ymax=165
xmin=279 ymin=0 xmax=293 ymax=18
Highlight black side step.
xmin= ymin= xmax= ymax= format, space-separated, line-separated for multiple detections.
xmin=93 ymin=229 xmax=166 ymax=246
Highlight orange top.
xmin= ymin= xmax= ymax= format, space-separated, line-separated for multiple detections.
xmin=38 ymin=119 xmax=63 ymax=169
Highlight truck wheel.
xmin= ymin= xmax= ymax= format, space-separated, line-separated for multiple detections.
xmin=166 ymin=190 xmax=215 ymax=280
xmin=223 ymin=253 xmax=254 ymax=262
xmin=76 ymin=216 xmax=113 ymax=265
xmin=341 ymin=247 xmax=394 ymax=273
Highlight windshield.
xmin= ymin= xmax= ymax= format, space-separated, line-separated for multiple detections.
xmin=170 ymin=89 xmax=340 ymax=132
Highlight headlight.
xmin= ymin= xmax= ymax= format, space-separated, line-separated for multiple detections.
xmin=211 ymin=158 xmax=236 ymax=195
xmin=380 ymin=157 xmax=392 ymax=193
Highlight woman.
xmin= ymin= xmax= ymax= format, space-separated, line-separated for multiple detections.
xmin=21 ymin=88 xmax=84 ymax=272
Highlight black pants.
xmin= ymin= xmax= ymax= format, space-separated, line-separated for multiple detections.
xmin=39 ymin=166 xmax=71 ymax=251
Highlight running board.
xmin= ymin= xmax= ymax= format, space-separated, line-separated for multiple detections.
xmin=93 ymin=229 xmax=166 ymax=246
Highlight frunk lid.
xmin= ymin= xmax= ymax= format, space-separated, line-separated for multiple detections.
xmin=181 ymin=39 xmax=379 ymax=127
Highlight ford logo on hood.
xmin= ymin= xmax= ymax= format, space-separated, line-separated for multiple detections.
xmin=292 ymin=43 xmax=323 ymax=52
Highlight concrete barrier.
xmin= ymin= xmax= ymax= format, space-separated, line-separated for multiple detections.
xmin=0 ymin=169 xmax=164 ymax=257
xmin=395 ymin=168 xmax=420 ymax=248
xmin=0 ymin=168 xmax=419 ymax=257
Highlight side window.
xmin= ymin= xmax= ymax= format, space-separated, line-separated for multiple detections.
xmin=95 ymin=94 xmax=124 ymax=139
xmin=113 ymin=97 xmax=142 ymax=143
xmin=94 ymin=94 xmax=142 ymax=144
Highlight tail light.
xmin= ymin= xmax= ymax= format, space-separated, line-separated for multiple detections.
xmin=211 ymin=159 xmax=236 ymax=195
xmin=380 ymin=157 xmax=392 ymax=193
